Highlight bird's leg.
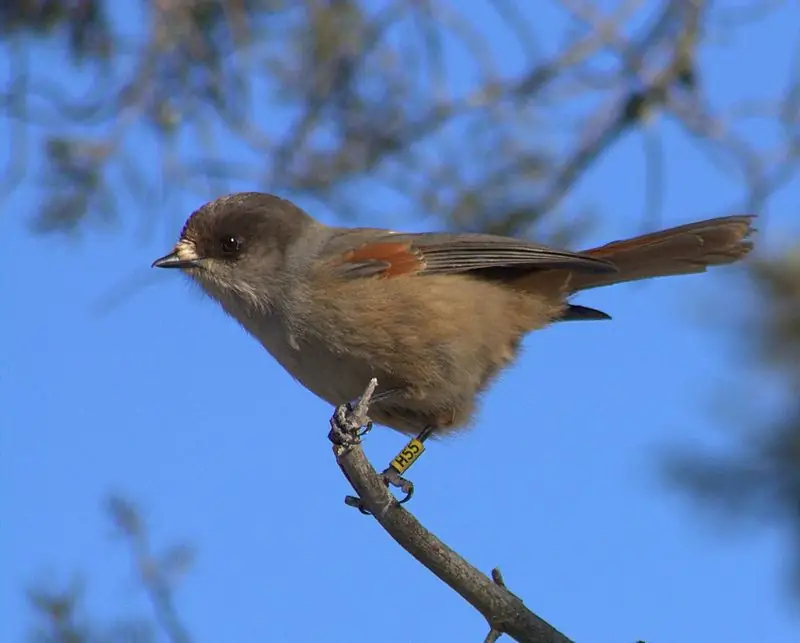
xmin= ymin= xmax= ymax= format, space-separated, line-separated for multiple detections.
xmin=332 ymin=384 xmax=433 ymax=511
xmin=381 ymin=426 xmax=435 ymax=505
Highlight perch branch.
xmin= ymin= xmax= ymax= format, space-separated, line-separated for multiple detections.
xmin=329 ymin=379 xmax=573 ymax=643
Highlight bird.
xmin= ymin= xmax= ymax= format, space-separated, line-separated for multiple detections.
xmin=152 ymin=192 xmax=755 ymax=445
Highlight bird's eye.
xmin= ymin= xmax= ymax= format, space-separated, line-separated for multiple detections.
xmin=220 ymin=236 xmax=242 ymax=256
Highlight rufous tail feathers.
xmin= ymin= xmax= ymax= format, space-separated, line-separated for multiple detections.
xmin=570 ymin=215 xmax=756 ymax=292
xmin=515 ymin=215 xmax=756 ymax=323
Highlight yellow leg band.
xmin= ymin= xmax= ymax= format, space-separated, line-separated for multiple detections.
xmin=390 ymin=438 xmax=426 ymax=474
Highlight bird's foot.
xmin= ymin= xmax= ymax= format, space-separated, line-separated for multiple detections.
xmin=328 ymin=383 xmax=378 ymax=448
xmin=344 ymin=426 xmax=434 ymax=515
xmin=378 ymin=426 xmax=435 ymax=506
xmin=380 ymin=466 xmax=416 ymax=505
xmin=328 ymin=402 xmax=371 ymax=447
xmin=344 ymin=465 xmax=417 ymax=516
xmin=330 ymin=385 xmax=434 ymax=514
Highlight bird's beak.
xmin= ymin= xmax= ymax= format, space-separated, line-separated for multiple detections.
xmin=152 ymin=241 xmax=203 ymax=269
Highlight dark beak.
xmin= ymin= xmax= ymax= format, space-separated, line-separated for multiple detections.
xmin=151 ymin=251 xmax=202 ymax=269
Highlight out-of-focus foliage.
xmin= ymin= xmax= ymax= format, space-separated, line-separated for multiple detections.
xmin=666 ymin=248 xmax=800 ymax=590
xmin=28 ymin=583 xmax=155 ymax=643
xmin=2 ymin=0 xmax=797 ymax=239
xmin=26 ymin=497 xmax=193 ymax=643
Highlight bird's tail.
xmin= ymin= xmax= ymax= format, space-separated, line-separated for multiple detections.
xmin=570 ymin=215 xmax=756 ymax=293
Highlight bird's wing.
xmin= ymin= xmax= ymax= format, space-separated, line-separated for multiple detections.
xmin=322 ymin=229 xmax=618 ymax=279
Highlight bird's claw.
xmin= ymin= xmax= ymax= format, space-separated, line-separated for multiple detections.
xmin=381 ymin=466 xmax=415 ymax=505
xmin=329 ymin=402 xmax=372 ymax=447
xmin=331 ymin=387 xmax=429 ymax=516
xmin=350 ymin=427 xmax=432 ymax=513
xmin=344 ymin=467 xmax=415 ymax=516
xmin=344 ymin=494 xmax=372 ymax=515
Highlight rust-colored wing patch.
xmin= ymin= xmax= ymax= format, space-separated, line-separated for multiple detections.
xmin=339 ymin=242 xmax=426 ymax=278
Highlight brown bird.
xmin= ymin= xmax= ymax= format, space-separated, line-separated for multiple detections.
xmin=153 ymin=192 xmax=755 ymax=445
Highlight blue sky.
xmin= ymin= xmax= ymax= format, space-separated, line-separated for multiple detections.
xmin=3 ymin=3 xmax=800 ymax=642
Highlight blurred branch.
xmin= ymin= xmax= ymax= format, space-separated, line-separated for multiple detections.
xmin=1 ymin=0 xmax=796 ymax=239
xmin=107 ymin=496 xmax=194 ymax=643
xmin=665 ymin=245 xmax=800 ymax=591
xmin=27 ymin=496 xmax=194 ymax=643
xmin=329 ymin=379 xmax=574 ymax=643
xmin=27 ymin=580 xmax=156 ymax=643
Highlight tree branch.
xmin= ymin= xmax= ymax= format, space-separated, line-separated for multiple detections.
xmin=329 ymin=379 xmax=573 ymax=643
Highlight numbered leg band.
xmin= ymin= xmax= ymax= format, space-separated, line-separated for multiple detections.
xmin=389 ymin=427 xmax=434 ymax=475
xmin=390 ymin=438 xmax=425 ymax=474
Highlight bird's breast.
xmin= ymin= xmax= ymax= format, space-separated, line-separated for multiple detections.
xmin=229 ymin=304 xmax=365 ymax=405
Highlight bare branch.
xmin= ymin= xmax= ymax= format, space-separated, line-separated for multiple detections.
xmin=329 ymin=379 xmax=574 ymax=643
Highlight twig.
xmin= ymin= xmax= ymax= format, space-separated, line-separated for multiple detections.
xmin=107 ymin=496 xmax=194 ymax=643
xmin=485 ymin=568 xmax=518 ymax=642
xmin=329 ymin=379 xmax=573 ymax=643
